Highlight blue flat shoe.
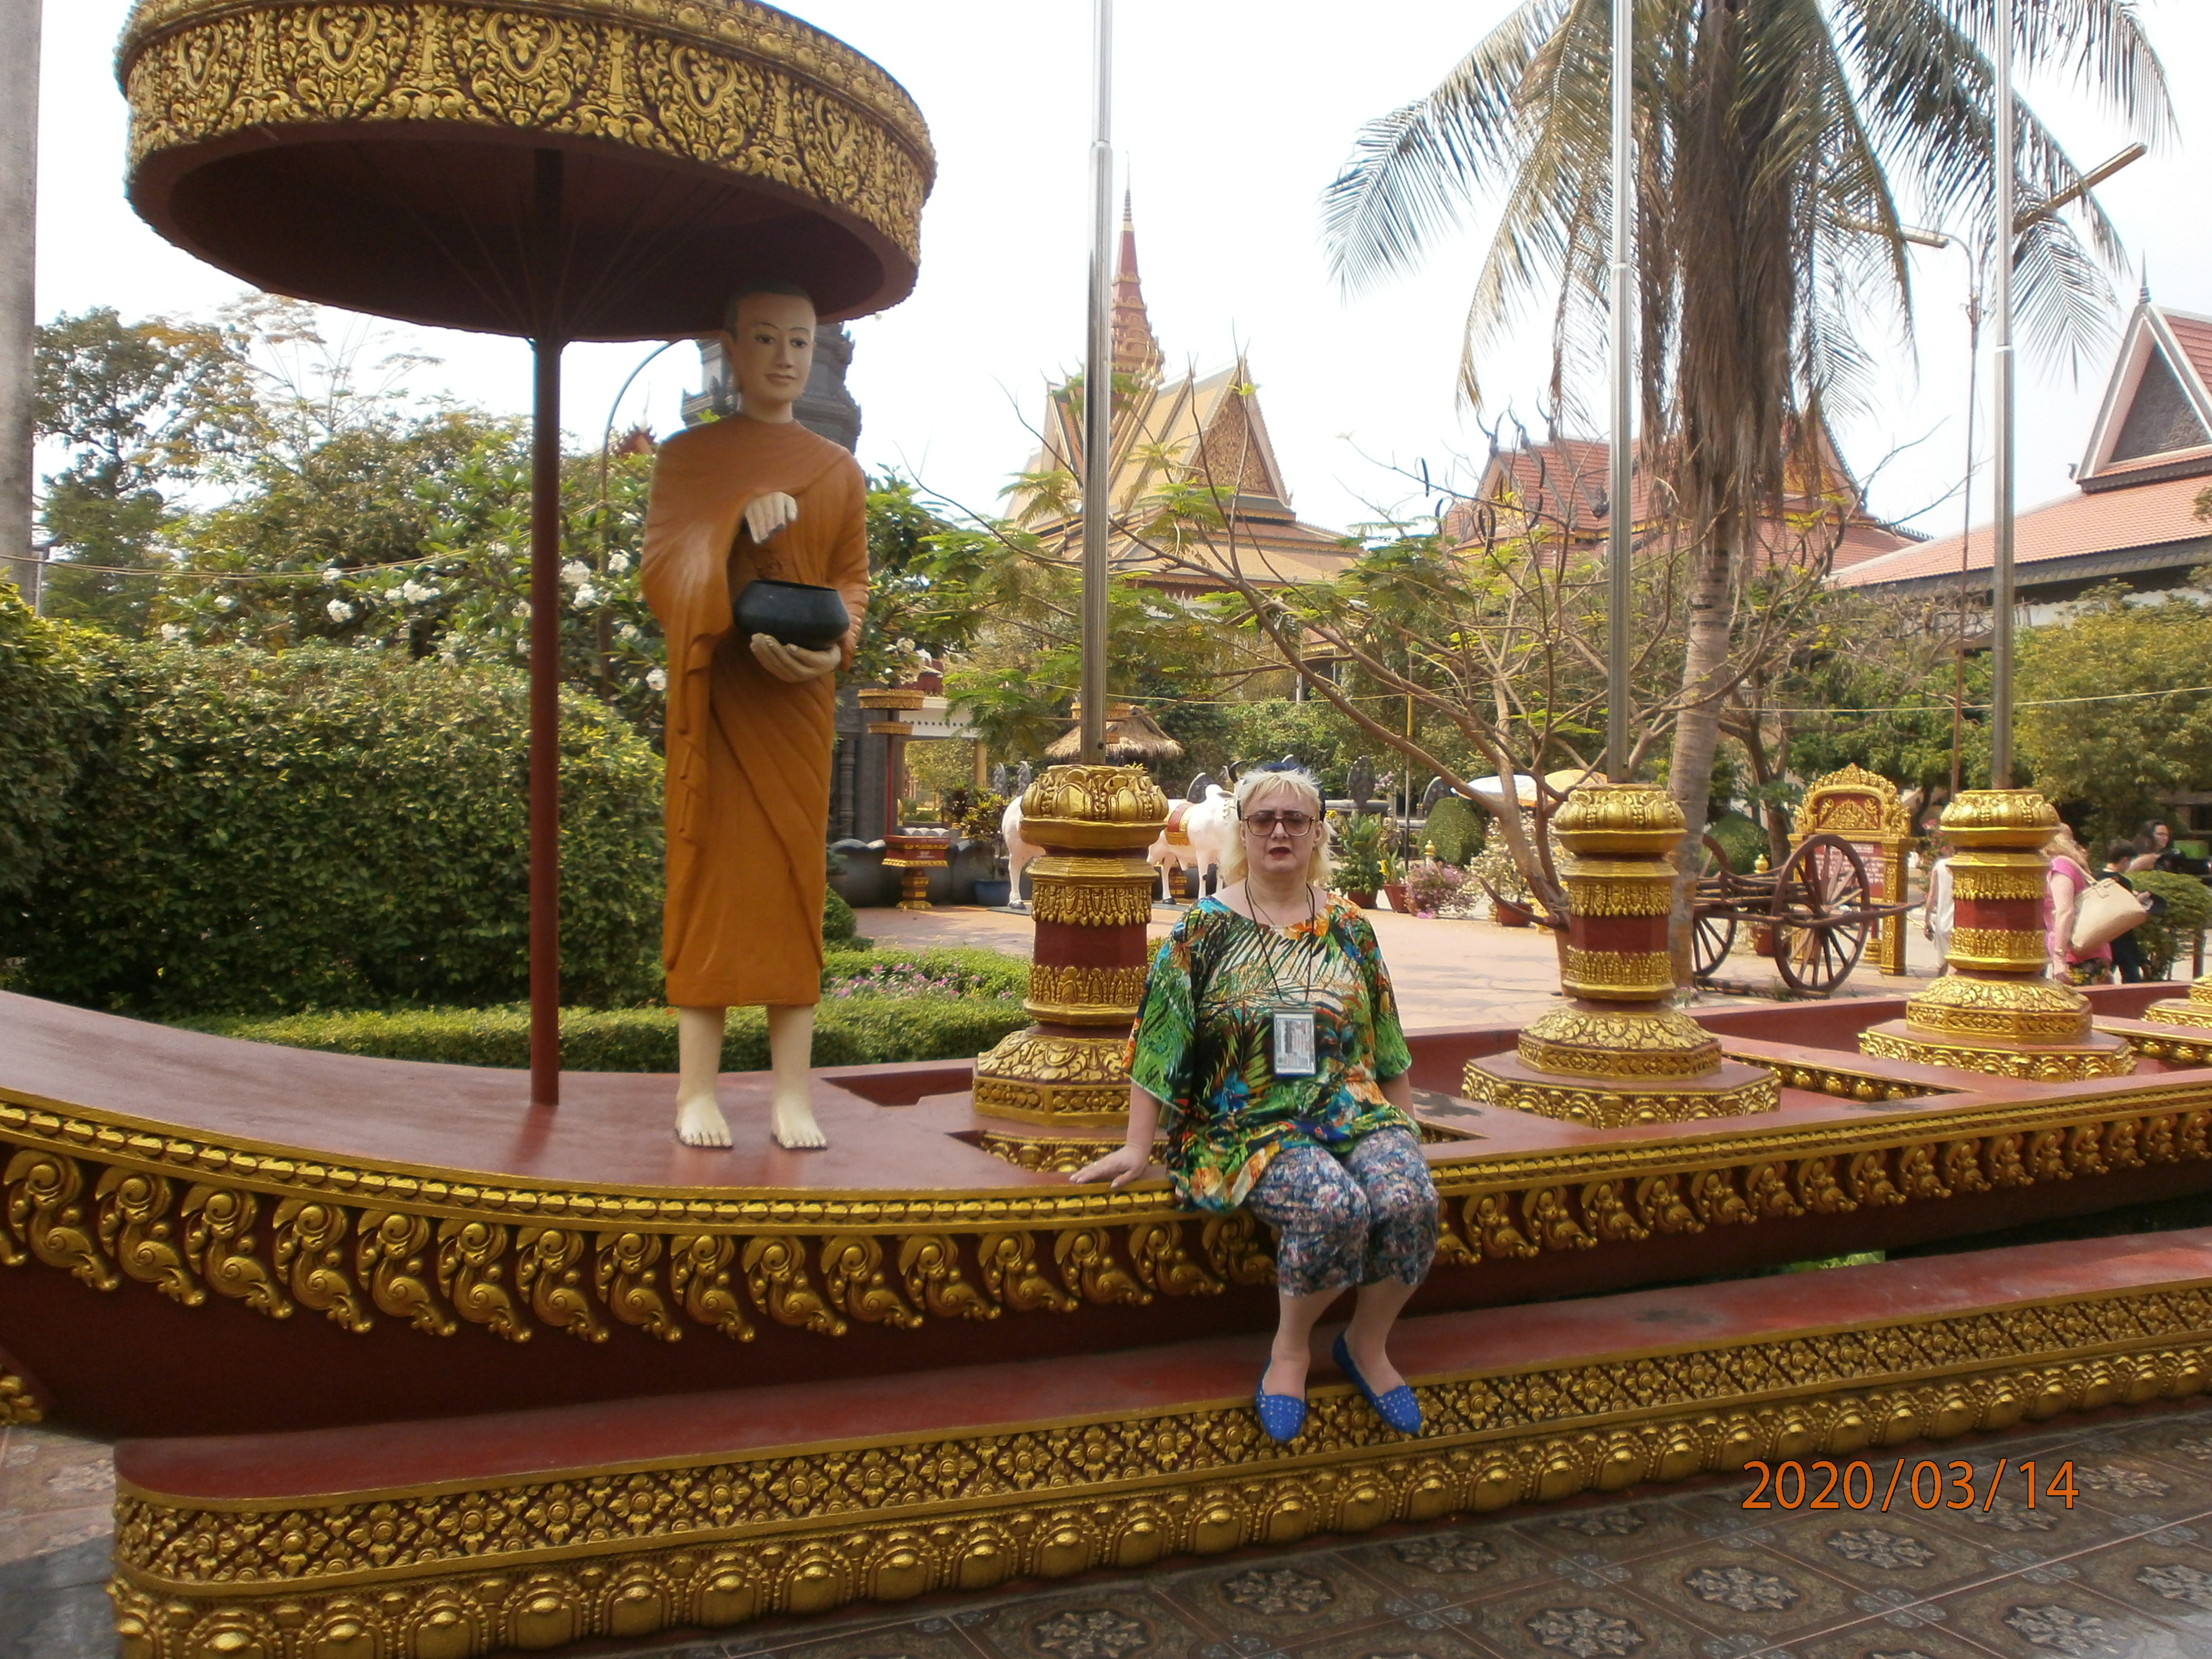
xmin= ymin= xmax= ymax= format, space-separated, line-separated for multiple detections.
xmin=1333 ymin=1332 xmax=1422 ymax=1434
xmin=1254 ymin=1371 xmax=1308 ymax=1443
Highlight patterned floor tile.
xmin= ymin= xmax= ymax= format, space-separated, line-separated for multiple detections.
xmin=1609 ymin=1541 xmax=1863 ymax=1650
xmin=2038 ymin=1536 xmax=2212 ymax=1645
xmin=1272 ymin=1616 xmax=1487 ymax=1659
xmin=1152 ymin=1557 xmax=1398 ymax=1645
xmin=1335 ymin=1525 xmax=1561 ymax=1601
xmin=1507 ymin=1490 xmax=1731 ymax=1568
xmin=1922 ymin=1579 xmax=2193 ymax=1658
xmin=969 ymin=1588 xmax=1211 ymax=1659
xmin=1766 ymin=1514 xmax=2002 ymax=1604
xmin=1452 ymin=1577 xmax=1716 ymax=1659
xmin=1770 ymin=1620 xmax=2025 ymax=1659
xmin=767 ymin=1619 xmax=992 ymax=1659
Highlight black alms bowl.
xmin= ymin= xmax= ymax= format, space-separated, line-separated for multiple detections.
xmin=734 ymin=580 xmax=850 ymax=652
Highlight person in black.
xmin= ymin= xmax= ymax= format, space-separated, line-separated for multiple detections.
xmin=2131 ymin=821 xmax=2190 ymax=876
xmin=2104 ymin=839 xmax=2151 ymax=983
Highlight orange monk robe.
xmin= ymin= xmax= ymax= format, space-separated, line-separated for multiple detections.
xmin=642 ymin=416 xmax=869 ymax=1009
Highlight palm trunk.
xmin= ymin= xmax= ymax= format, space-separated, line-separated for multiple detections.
xmin=1666 ymin=524 xmax=1734 ymax=982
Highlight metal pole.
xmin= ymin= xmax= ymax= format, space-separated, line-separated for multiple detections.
xmin=1989 ymin=0 xmax=2016 ymax=788
xmin=0 ymin=0 xmax=40 ymax=611
xmin=528 ymin=151 xmax=565 ymax=1108
xmin=1605 ymin=0 xmax=1633 ymax=782
xmin=1079 ymin=0 xmax=1114 ymax=764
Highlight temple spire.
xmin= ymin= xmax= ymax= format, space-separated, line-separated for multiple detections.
xmin=1111 ymin=191 xmax=1163 ymax=383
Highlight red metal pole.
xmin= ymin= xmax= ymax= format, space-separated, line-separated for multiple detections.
xmin=530 ymin=334 xmax=562 ymax=1107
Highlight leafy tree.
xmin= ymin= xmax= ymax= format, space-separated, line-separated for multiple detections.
xmin=31 ymin=307 xmax=256 ymax=633
xmin=1320 ymin=0 xmax=2168 ymax=954
xmin=2016 ymin=585 xmax=2212 ymax=841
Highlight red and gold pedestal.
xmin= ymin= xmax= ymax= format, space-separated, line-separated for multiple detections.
xmin=2141 ymin=976 xmax=2212 ymax=1034
xmin=882 ymin=831 xmax=949 ymax=911
xmin=1860 ymin=790 xmax=2133 ymax=1080
xmin=1462 ymin=784 xmax=1778 ymax=1127
xmin=972 ymin=766 xmax=1168 ymax=1166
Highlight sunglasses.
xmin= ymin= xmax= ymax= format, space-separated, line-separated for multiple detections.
xmin=1241 ymin=811 xmax=1316 ymax=838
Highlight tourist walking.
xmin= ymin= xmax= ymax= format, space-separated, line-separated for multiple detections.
xmin=2103 ymin=839 xmax=2151 ymax=984
xmin=1920 ymin=838 xmax=1954 ymax=973
xmin=2046 ymin=826 xmax=2112 ymax=986
xmin=1074 ymin=765 xmax=1438 ymax=1444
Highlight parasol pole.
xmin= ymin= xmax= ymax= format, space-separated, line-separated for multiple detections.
xmin=0 ymin=0 xmax=38 ymax=612
xmin=529 ymin=149 xmax=566 ymax=1108
xmin=1604 ymin=0 xmax=1633 ymax=783
xmin=1079 ymin=0 xmax=1113 ymax=765
xmin=1988 ymin=0 xmax=2016 ymax=788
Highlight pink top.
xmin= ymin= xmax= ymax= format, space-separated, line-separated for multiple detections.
xmin=2046 ymin=855 xmax=2110 ymax=963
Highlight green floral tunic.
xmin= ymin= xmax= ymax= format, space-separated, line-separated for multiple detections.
xmin=1126 ymin=893 xmax=1414 ymax=1212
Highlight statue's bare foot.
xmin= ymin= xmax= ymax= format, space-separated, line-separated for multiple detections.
xmin=771 ymin=1094 xmax=827 ymax=1150
xmin=675 ymin=1093 xmax=733 ymax=1148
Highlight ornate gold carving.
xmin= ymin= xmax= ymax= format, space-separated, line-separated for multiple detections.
xmin=1860 ymin=1029 xmax=2137 ymax=1081
xmin=96 ymin=1170 xmax=199 ymax=1308
xmin=1560 ymin=863 xmax=1675 ymax=918
xmin=1551 ymin=782 xmax=1685 ymax=856
xmin=1017 ymin=765 xmax=1170 ymax=851
xmin=1463 ymin=1070 xmax=1779 ymax=1128
xmin=1791 ymin=763 xmax=1912 ymax=841
xmin=1901 ymin=972 xmax=2091 ymax=1041
xmin=1517 ymin=1007 xmax=1720 ymax=1080
xmin=1938 ymin=788 xmax=2061 ymax=843
xmin=0 ymin=1369 xmax=39 ymax=1425
xmin=1743 ymin=1058 xmax=1941 ymax=1103
xmin=120 ymin=0 xmax=934 ymax=260
xmin=1023 ymin=964 xmax=1148 ymax=1024
xmin=1029 ymin=876 xmax=1157 ymax=928
xmin=1949 ymin=858 xmax=2051 ymax=903
xmin=2142 ymin=976 xmax=2212 ymax=1032
xmin=743 ymin=1234 xmax=841 ymax=1335
xmin=1127 ymin=1221 xmax=1225 ymax=1297
xmin=1946 ymin=927 xmax=2051 ymax=970
xmin=1200 ymin=1212 xmax=1277 ymax=1286
xmin=109 ymin=1280 xmax=2212 ymax=1656
xmin=972 ymin=1030 xmax=1133 ymax=1124
xmin=977 ymin=1231 xmax=1076 ymax=1313
xmin=896 ymin=1234 xmax=995 ymax=1321
xmin=273 ymin=1199 xmax=368 ymax=1332
xmin=1559 ymin=948 xmax=1675 ymax=1001
xmin=974 ymin=1132 xmax=1150 ymax=1174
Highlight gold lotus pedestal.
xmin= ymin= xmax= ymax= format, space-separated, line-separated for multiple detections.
xmin=971 ymin=765 xmax=1167 ymax=1166
xmin=1462 ymin=784 xmax=1778 ymax=1126
xmin=1860 ymin=790 xmax=2133 ymax=1080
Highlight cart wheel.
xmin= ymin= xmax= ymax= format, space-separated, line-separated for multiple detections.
xmin=1772 ymin=833 xmax=1871 ymax=996
xmin=1692 ymin=836 xmax=1737 ymax=979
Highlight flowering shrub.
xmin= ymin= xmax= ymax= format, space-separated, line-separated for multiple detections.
xmin=1401 ymin=858 xmax=1464 ymax=916
xmin=827 ymin=962 xmax=996 ymax=1000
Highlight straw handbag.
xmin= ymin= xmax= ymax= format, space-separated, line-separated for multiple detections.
xmin=2072 ymin=878 xmax=2151 ymax=952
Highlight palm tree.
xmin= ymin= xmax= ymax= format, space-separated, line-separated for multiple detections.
xmin=1323 ymin=0 xmax=2170 ymax=962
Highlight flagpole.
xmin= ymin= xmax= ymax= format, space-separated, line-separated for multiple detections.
xmin=1605 ymin=0 xmax=1633 ymax=780
xmin=1080 ymin=0 xmax=1114 ymax=764
xmin=1989 ymin=0 xmax=2016 ymax=787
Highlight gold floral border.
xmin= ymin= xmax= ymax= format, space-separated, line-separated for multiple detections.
xmin=120 ymin=0 xmax=933 ymax=263
xmin=12 ymin=1077 xmax=2212 ymax=1346
xmin=109 ymin=1278 xmax=2212 ymax=1657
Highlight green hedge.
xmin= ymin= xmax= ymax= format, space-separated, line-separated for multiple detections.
xmin=0 ymin=628 xmax=665 ymax=1015
xmin=2133 ymin=871 xmax=2212 ymax=979
xmin=1419 ymin=794 xmax=1485 ymax=866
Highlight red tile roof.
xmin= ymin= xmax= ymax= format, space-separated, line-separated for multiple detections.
xmin=2170 ymin=313 xmax=2212 ymax=393
xmin=1835 ymin=472 xmax=2212 ymax=588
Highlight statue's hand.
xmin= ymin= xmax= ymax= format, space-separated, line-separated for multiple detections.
xmin=750 ymin=633 xmax=839 ymax=683
xmin=742 ymin=491 xmax=801 ymax=545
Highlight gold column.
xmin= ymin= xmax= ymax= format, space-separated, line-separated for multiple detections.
xmin=1462 ymin=784 xmax=1778 ymax=1126
xmin=2142 ymin=977 xmax=2212 ymax=1032
xmin=1860 ymin=790 xmax=2132 ymax=1079
xmin=972 ymin=765 xmax=1168 ymax=1133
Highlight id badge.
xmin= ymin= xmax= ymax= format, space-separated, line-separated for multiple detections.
xmin=1270 ymin=1008 xmax=1318 ymax=1078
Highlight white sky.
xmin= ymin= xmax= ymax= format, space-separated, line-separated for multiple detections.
xmin=33 ymin=1 xmax=2212 ymax=541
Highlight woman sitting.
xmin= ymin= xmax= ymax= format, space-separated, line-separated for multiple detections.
xmin=1074 ymin=766 xmax=1439 ymax=1444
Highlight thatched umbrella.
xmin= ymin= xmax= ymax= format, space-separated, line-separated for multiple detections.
xmin=1044 ymin=702 xmax=1184 ymax=767
xmin=118 ymin=0 xmax=932 ymax=1104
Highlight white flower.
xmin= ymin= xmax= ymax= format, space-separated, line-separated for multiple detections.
xmin=646 ymin=667 xmax=668 ymax=692
xmin=214 ymin=593 xmax=237 ymax=612
xmin=617 ymin=622 xmax=640 ymax=643
xmin=514 ymin=599 xmax=531 ymax=619
xmin=608 ymin=554 xmax=632 ymax=575
xmin=398 ymin=579 xmax=439 ymax=604
xmin=516 ymin=636 xmax=530 ymax=654
xmin=319 ymin=564 xmax=343 ymax=583
xmin=158 ymin=623 xmax=188 ymax=643
xmin=571 ymin=584 xmax=600 ymax=609
xmin=326 ymin=599 xmax=355 ymax=624
xmin=560 ymin=560 xmax=591 ymax=588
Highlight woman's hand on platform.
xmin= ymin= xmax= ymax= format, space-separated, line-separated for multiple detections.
xmin=750 ymin=635 xmax=840 ymax=682
xmin=742 ymin=492 xmax=800 ymax=544
xmin=1072 ymin=1143 xmax=1152 ymax=1189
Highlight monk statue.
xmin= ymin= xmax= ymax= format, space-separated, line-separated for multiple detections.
xmin=642 ymin=283 xmax=869 ymax=1149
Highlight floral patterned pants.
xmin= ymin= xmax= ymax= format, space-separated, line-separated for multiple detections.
xmin=1244 ymin=1127 xmax=1439 ymax=1298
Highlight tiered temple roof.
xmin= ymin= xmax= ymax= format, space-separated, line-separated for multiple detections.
xmin=1836 ymin=299 xmax=2212 ymax=600
xmin=1007 ymin=198 xmax=1356 ymax=596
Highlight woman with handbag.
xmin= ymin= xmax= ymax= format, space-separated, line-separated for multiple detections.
xmin=2046 ymin=827 xmax=2113 ymax=986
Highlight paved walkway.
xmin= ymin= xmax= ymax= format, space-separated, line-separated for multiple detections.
xmin=857 ymin=904 xmax=1952 ymax=1031
xmin=17 ymin=1400 xmax=2212 ymax=1659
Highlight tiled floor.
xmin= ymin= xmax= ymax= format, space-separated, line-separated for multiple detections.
xmin=13 ymin=1401 xmax=2212 ymax=1659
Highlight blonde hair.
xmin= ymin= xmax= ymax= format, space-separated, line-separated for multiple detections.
xmin=1218 ymin=767 xmax=1334 ymax=889
xmin=2044 ymin=826 xmax=2090 ymax=871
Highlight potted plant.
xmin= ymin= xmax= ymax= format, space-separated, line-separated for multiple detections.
xmin=957 ymin=788 xmax=1013 ymax=908
xmin=1379 ymin=853 xmax=1409 ymax=916
xmin=1467 ymin=835 xmax=1535 ymax=925
xmin=1402 ymin=858 xmax=1464 ymax=918
xmin=1329 ymin=812 xmax=1387 ymax=907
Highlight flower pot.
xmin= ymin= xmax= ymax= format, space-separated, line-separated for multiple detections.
xmin=1344 ymin=889 xmax=1377 ymax=908
xmin=973 ymin=878 xmax=1012 ymax=909
xmin=1494 ymin=898 xmax=1534 ymax=928
xmin=1381 ymin=881 xmax=1409 ymax=914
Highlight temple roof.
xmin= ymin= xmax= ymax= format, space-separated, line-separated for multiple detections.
xmin=1007 ymin=199 xmax=1355 ymax=594
xmin=1837 ymin=300 xmax=2212 ymax=594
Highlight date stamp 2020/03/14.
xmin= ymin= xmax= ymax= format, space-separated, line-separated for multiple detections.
xmin=1744 ymin=1458 xmax=2078 ymax=1513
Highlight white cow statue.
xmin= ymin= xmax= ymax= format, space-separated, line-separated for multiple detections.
xmin=1147 ymin=784 xmax=1236 ymax=902
xmin=1001 ymin=796 xmax=1045 ymax=910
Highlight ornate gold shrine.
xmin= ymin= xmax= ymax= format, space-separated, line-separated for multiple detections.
xmin=1792 ymin=763 xmax=1914 ymax=977
xmin=972 ymin=764 xmax=1168 ymax=1127
xmin=1860 ymin=790 xmax=2134 ymax=1081
xmin=1463 ymin=783 xmax=1778 ymax=1125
